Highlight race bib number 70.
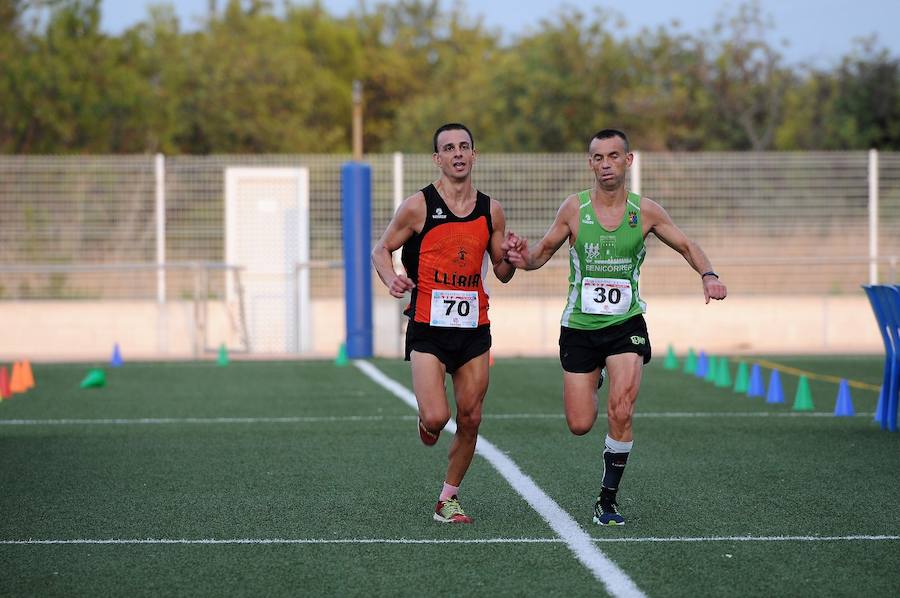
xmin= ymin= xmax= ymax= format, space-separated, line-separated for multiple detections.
xmin=581 ymin=277 xmax=632 ymax=315
xmin=430 ymin=290 xmax=479 ymax=328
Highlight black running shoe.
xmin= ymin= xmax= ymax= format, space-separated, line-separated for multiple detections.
xmin=592 ymin=494 xmax=625 ymax=526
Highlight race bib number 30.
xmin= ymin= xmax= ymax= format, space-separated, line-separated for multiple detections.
xmin=430 ymin=290 xmax=479 ymax=328
xmin=581 ymin=277 xmax=632 ymax=315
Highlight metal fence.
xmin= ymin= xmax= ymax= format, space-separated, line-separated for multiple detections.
xmin=1 ymin=151 xmax=898 ymax=357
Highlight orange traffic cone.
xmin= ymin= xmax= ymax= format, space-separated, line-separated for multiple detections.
xmin=9 ymin=361 xmax=26 ymax=394
xmin=0 ymin=366 xmax=10 ymax=399
xmin=21 ymin=360 xmax=35 ymax=390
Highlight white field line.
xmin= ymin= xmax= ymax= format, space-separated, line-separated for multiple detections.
xmin=0 ymin=416 xmax=396 ymax=426
xmin=353 ymin=360 xmax=645 ymax=598
xmin=0 ymin=412 xmax=876 ymax=426
xmin=4 ymin=535 xmax=898 ymax=546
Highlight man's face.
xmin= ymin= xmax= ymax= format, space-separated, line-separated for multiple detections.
xmin=588 ymin=136 xmax=632 ymax=191
xmin=433 ymin=129 xmax=475 ymax=180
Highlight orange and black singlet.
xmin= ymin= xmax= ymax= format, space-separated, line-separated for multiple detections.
xmin=401 ymin=184 xmax=493 ymax=328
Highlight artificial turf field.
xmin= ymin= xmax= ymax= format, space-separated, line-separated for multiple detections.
xmin=1 ymin=355 xmax=898 ymax=597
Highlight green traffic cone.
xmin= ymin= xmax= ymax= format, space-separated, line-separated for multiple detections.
xmin=733 ymin=361 xmax=749 ymax=394
xmin=663 ymin=345 xmax=679 ymax=370
xmin=335 ymin=343 xmax=349 ymax=367
xmin=80 ymin=369 xmax=106 ymax=389
xmin=715 ymin=358 xmax=732 ymax=388
xmin=217 ymin=344 xmax=229 ymax=366
xmin=704 ymin=356 xmax=718 ymax=383
xmin=792 ymin=375 xmax=814 ymax=411
xmin=682 ymin=348 xmax=697 ymax=374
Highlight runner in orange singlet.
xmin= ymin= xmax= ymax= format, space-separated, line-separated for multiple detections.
xmin=372 ymin=123 xmax=517 ymax=523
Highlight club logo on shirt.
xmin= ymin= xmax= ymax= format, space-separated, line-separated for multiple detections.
xmin=584 ymin=236 xmax=631 ymax=273
xmin=449 ymin=246 xmax=470 ymax=275
xmin=628 ymin=211 xmax=638 ymax=228
xmin=432 ymin=207 xmax=447 ymax=220
xmin=431 ymin=242 xmax=480 ymax=287
xmin=582 ymin=212 xmax=594 ymax=225
xmin=600 ymin=237 xmax=616 ymax=259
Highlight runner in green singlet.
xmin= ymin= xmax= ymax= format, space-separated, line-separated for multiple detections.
xmin=503 ymin=129 xmax=727 ymax=525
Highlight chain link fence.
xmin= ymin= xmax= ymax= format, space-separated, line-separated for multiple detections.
xmin=1 ymin=151 xmax=898 ymax=359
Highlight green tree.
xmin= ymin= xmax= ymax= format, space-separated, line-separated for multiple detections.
xmin=774 ymin=70 xmax=835 ymax=149
xmin=387 ymin=7 xmax=636 ymax=153
xmin=171 ymin=0 xmax=362 ymax=153
xmin=693 ymin=1 xmax=792 ymax=150
xmin=381 ymin=1 xmax=504 ymax=151
xmin=0 ymin=0 xmax=897 ymax=154
xmin=831 ymin=38 xmax=900 ymax=149
xmin=617 ymin=25 xmax=713 ymax=150
xmin=0 ymin=0 xmax=30 ymax=151
xmin=0 ymin=0 xmax=161 ymax=152
xmin=776 ymin=38 xmax=900 ymax=150
xmin=491 ymin=8 xmax=633 ymax=151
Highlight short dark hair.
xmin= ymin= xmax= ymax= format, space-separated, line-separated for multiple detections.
xmin=589 ymin=129 xmax=629 ymax=153
xmin=433 ymin=123 xmax=474 ymax=153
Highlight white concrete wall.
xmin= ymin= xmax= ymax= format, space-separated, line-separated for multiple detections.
xmin=0 ymin=294 xmax=883 ymax=362
xmin=487 ymin=295 xmax=884 ymax=356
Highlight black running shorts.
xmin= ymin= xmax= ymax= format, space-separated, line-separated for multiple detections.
xmin=405 ymin=321 xmax=491 ymax=374
xmin=559 ymin=315 xmax=652 ymax=373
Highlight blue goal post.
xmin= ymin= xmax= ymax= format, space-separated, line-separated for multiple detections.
xmin=863 ymin=285 xmax=900 ymax=432
xmin=341 ymin=162 xmax=373 ymax=359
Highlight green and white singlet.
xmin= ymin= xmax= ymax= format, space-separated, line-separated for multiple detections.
xmin=561 ymin=189 xmax=646 ymax=330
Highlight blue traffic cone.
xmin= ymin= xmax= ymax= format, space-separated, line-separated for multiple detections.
xmin=695 ymin=351 xmax=709 ymax=378
xmin=874 ymin=386 xmax=884 ymax=424
xmin=833 ymin=379 xmax=854 ymax=417
xmin=747 ymin=363 xmax=764 ymax=398
xmin=110 ymin=343 xmax=123 ymax=367
xmin=766 ymin=369 xmax=784 ymax=404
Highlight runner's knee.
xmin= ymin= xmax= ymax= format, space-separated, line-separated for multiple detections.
xmin=455 ymin=402 xmax=483 ymax=431
xmin=567 ymin=414 xmax=595 ymax=436
xmin=420 ymin=408 xmax=450 ymax=433
xmin=607 ymin=395 xmax=635 ymax=426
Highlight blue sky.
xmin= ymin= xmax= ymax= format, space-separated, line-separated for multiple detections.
xmin=100 ymin=0 xmax=898 ymax=67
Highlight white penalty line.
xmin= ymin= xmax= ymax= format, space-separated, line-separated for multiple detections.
xmin=4 ymin=535 xmax=898 ymax=546
xmin=0 ymin=412 xmax=875 ymax=426
xmin=353 ymin=360 xmax=645 ymax=598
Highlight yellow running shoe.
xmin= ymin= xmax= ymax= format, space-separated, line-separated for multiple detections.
xmin=418 ymin=417 xmax=440 ymax=446
xmin=433 ymin=495 xmax=473 ymax=524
